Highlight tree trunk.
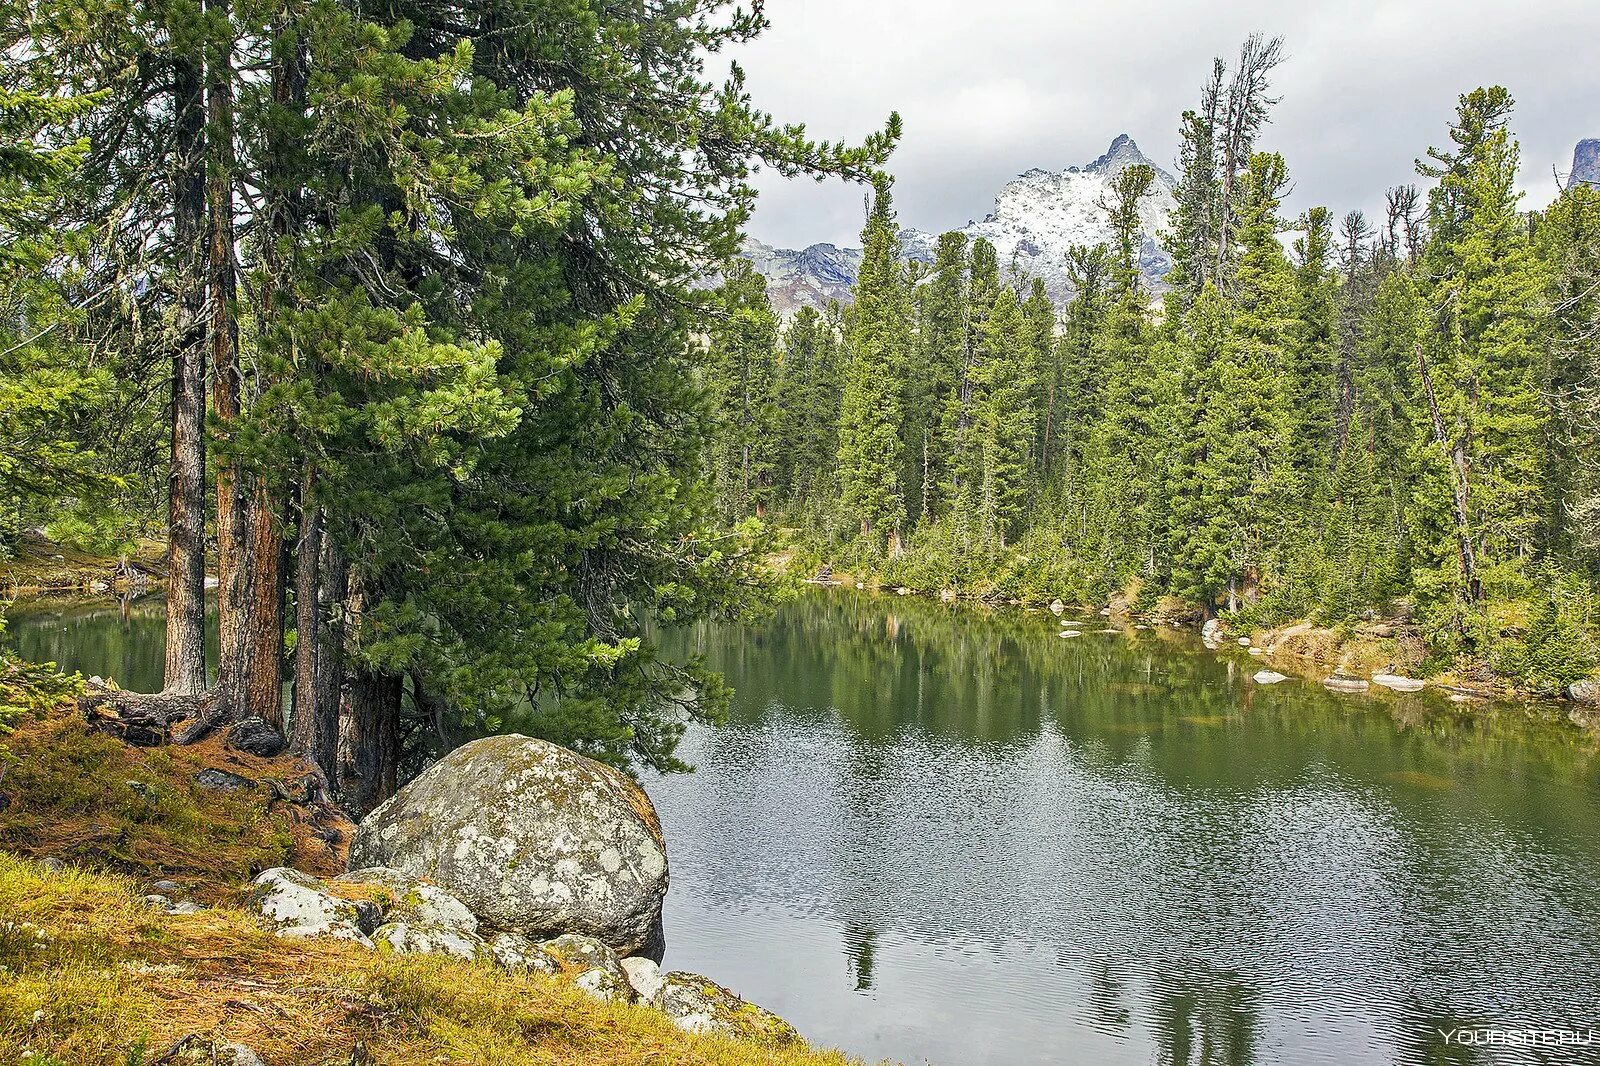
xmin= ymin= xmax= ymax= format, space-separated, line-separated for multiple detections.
xmin=162 ymin=41 xmax=208 ymax=697
xmin=290 ymin=463 xmax=322 ymax=759
xmin=239 ymin=484 xmax=285 ymax=729
xmin=347 ymin=667 xmax=400 ymax=815
xmin=209 ymin=2 xmax=247 ymax=713
xmin=314 ymin=537 xmax=349 ymax=786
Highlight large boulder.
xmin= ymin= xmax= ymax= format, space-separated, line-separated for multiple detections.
xmin=349 ymin=734 xmax=668 ymax=958
xmin=650 ymin=972 xmax=801 ymax=1046
xmin=1568 ymin=679 xmax=1598 ymax=705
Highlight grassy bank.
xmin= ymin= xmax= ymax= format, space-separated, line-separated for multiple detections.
xmin=0 ymin=674 xmax=872 ymax=1066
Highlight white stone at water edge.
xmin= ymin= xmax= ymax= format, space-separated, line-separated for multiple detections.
xmin=1372 ymin=673 xmax=1426 ymax=693
xmin=1237 ymin=637 xmax=1251 ymax=646
xmin=1253 ymin=670 xmax=1289 ymax=684
xmin=1323 ymin=676 xmax=1370 ymax=693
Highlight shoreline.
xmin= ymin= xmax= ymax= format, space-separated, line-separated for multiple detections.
xmin=796 ymin=569 xmax=1600 ymax=724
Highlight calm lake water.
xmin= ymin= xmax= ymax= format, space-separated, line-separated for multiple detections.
xmin=7 ymin=590 xmax=1600 ymax=1065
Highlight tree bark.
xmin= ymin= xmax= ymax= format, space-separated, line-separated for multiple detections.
xmin=314 ymin=537 xmax=349 ymax=786
xmin=347 ymin=667 xmax=400 ymax=815
xmin=289 ymin=463 xmax=322 ymax=759
xmin=239 ymin=484 xmax=285 ymax=729
xmin=209 ymin=0 xmax=247 ymax=714
xmin=162 ymin=39 xmax=208 ymax=696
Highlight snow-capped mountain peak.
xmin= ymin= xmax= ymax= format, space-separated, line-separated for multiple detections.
xmin=745 ymin=134 xmax=1176 ymax=313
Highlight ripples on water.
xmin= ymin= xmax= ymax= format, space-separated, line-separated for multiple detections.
xmin=7 ymin=591 xmax=1600 ymax=1065
xmin=644 ymin=591 xmax=1600 ymax=1066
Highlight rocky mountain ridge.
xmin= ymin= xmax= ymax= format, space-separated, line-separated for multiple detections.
xmin=747 ymin=134 xmax=1175 ymax=314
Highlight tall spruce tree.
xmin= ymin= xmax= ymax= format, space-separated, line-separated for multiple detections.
xmin=837 ymin=177 xmax=910 ymax=550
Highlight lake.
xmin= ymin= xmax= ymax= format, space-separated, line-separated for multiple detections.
xmin=6 ymin=589 xmax=1600 ymax=1065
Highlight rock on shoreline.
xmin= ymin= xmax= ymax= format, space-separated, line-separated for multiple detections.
xmin=349 ymin=734 xmax=668 ymax=959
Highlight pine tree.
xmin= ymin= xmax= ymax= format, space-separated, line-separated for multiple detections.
xmin=1412 ymin=87 xmax=1549 ymax=615
xmin=915 ymin=232 xmax=969 ymax=522
xmin=0 ymin=88 xmax=107 ymax=542
xmin=837 ymin=177 xmax=910 ymax=549
xmin=1291 ymin=206 xmax=1338 ymax=480
xmin=775 ymin=304 xmax=844 ymax=514
xmin=971 ymin=288 xmax=1037 ymax=551
xmin=704 ymin=258 xmax=782 ymax=521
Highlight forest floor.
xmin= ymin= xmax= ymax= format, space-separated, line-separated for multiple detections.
xmin=0 ymin=672 xmax=874 ymax=1066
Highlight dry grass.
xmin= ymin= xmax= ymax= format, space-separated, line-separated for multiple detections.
xmin=0 ymin=854 xmax=870 ymax=1066
xmin=0 ymin=698 xmax=348 ymax=900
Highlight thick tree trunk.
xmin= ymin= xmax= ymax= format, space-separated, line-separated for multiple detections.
xmin=240 ymin=485 xmax=285 ymax=729
xmin=163 ymin=43 xmax=208 ymax=697
xmin=346 ymin=667 xmax=400 ymax=815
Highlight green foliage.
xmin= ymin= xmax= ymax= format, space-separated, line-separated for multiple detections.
xmin=737 ymin=62 xmax=1599 ymax=690
xmin=835 ymin=177 xmax=909 ymax=546
xmin=1491 ymin=576 xmax=1599 ymax=693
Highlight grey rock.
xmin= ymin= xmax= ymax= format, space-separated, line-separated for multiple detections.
xmin=40 ymin=857 xmax=67 ymax=875
xmin=150 ymin=879 xmax=183 ymax=894
xmin=1323 ymin=676 xmax=1371 ymax=694
xmin=540 ymin=933 xmax=635 ymax=1003
xmin=247 ymin=868 xmax=372 ymax=946
xmin=1252 ymin=670 xmax=1289 ymax=685
xmin=650 ymin=971 xmax=800 ymax=1046
xmin=349 ymin=734 xmax=668 ymax=957
xmin=1567 ymin=679 xmax=1598 ymax=705
xmin=226 ymin=717 xmax=286 ymax=758
xmin=488 ymin=931 xmax=560 ymax=974
xmin=1372 ymin=673 xmax=1426 ymax=693
xmin=621 ymin=955 xmax=665 ymax=1001
xmin=1572 ymin=139 xmax=1600 ymax=189
xmin=168 ymin=901 xmax=205 ymax=915
xmin=330 ymin=867 xmax=486 ymax=961
xmin=195 ymin=768 xmax=255 ymax=792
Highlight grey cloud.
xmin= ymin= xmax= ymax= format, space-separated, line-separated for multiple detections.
xmin=733 ymin=0 xmax=1600 ymax=249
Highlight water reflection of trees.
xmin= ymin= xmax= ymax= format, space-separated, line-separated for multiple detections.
xmin=1148 ymin=964 xmax=1262 ymax=1066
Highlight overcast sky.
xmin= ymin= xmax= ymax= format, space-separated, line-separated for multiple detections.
xmin=729 ymin=0 xmax=1600 ymax=249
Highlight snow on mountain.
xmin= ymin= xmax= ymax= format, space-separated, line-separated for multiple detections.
xmin=746 ymin=134 xmax=1176 ymax=314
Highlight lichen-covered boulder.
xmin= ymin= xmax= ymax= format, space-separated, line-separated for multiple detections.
xmin=539 ymin=933 xmax=635 ymax=1003
xmin=349 ymin=734 xmax=667 ymax=958
xmin=650 ymin=972 xmax=800 ymax=1046
xmin=488 ymin=931 xmax=560 ymax=973
xmin=328 ymin=866 xmax=485 ymax=961
xmin=247 ymin=868 xmax=372 ymax=946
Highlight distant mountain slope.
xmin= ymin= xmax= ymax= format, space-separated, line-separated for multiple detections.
xmin=1572 ymin=138 xmax=1600 ymax=188
xmin=746 ymin=134 xmax=1175 ymax=314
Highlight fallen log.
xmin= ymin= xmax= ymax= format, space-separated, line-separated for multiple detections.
xmin=80 ymin=686 xmax=213 ymax=747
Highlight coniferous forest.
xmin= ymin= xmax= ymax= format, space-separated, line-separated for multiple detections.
xmin=701 ymin=38 xmax=1600 ymax=697
xmin=0 ymin=1 xmax=897 ymax=801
